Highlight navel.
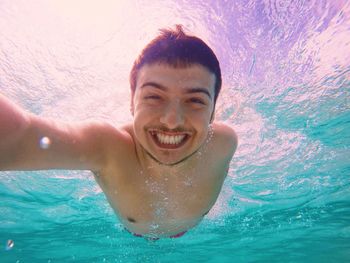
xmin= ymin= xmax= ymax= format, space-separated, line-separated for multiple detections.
xmin=127 ymin=217 xmax=136 ymax=223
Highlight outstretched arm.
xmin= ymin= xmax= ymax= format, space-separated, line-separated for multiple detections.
xmin=0 ymin=93 xmax=111 ymax=171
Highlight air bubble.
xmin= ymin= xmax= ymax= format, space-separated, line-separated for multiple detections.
xmin=184 ymin=179 xmax=192 ymax=187
xmin=39 ymin=136 xmax=51 ymax=149
xmin=5 ymin=239 xmax=14 ymax=251
xmin=150 ymin=223 xmax=159 ymax=230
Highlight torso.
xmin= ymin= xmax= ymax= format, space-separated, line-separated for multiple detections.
xmin=94 ymin=123 xmax=234 ymax=238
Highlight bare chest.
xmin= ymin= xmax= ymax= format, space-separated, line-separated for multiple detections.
xmin=97 ymin=160 xmax=224 ymax=235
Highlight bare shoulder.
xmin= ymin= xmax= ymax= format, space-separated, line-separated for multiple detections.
xmin=84 ymin=121 xmax=133 ymax=148
xmin=83 ymin=121 xmax=135 ymax=171
xmin=85 ymin=121 xmax=131 ymax=137
xmin=78 ymin=120 xmax=134 ymax=158
xmin=211 ymin=122 xmax=238 ymax=157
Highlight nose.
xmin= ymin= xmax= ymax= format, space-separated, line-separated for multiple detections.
xmin=159 ymin=101 xmax=185 ymax=129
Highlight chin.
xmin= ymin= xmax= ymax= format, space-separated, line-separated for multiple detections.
xmin=146 ymin=147 xmax=200 ymax=166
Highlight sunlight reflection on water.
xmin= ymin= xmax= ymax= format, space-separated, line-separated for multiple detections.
xmin=0 ymin=0 xmax=349 ymax=262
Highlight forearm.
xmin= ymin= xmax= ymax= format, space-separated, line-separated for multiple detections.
xmin=0 ymin=92 xmax=31 ymax=137
xmin=0 ymin=92 xmax=112 ymax=171
xmin=0 ymin=93 xmax=31 ymax=167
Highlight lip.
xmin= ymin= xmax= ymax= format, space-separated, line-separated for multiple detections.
xmin=148 ymin=129 xmax=191 ymax=149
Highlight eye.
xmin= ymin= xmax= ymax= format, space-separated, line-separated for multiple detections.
xmin=144 ymin=95 xmax=161 ymax=100
xmin=188 ymin=98 xmax=206 ymax=105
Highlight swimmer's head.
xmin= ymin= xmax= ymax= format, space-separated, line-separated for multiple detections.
xmin=130 ymin=26 xmax=220 ymax=165
xmin=129 ymin=25 xmax=222 ymax=105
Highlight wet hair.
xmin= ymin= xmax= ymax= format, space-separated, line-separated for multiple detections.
xmin=129 ymin=25 xmax=222 ymax=104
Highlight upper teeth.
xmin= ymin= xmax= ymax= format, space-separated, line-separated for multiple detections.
xmin=156 ymin=133 xmax=186 ymax=145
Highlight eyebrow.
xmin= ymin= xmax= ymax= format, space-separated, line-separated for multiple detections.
xmin=140 ymin=81 xmax=212 ymax=99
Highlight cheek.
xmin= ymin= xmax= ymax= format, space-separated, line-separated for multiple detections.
xmin=189 ymin=109 xmax=213 ymax=124
xmin=189 ymin=115 xmax=212 ymax=140
xmin=134 ymin=105 xmax=159 ymax=121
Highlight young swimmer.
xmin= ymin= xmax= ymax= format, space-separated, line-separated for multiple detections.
xmin=0 ymin=25 xmax=238 ymax=239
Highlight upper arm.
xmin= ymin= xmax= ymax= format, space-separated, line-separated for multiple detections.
xmin=0 ymin=114 xmax=119 ymax=171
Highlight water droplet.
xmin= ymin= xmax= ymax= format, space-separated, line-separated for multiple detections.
xmin=39 ymin=136 xmax=51 ymax=149
xmin=150 ymin=223 xmax=159 ymax=230
xmin=184 ymin=180 xmax=192 ymax=187
xmin=5 ymin=239 xmax=14 ymax=251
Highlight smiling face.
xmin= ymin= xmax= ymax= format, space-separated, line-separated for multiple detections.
xmin=131 ymin=63 xmax=216 ymax=166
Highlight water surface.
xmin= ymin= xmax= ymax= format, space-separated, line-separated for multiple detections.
xmin=0 ymin=0 xmax=349 ymax=262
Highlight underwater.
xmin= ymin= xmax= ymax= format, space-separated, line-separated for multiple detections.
xmin=0 ymin=0 xmax=349 ymax=262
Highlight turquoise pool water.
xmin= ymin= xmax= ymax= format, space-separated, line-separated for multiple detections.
xmin=1 ymin=1 xmax=349 ymax=262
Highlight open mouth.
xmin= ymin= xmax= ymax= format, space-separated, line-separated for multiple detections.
xmin=149 ymin=130 xmax=190 ymax=149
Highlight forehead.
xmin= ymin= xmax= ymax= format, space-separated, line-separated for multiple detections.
xmin=136 ymin=63 xmax=216 ymax=94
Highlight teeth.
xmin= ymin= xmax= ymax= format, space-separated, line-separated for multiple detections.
xmin=155 ymin=132 xmax=186 ymax=145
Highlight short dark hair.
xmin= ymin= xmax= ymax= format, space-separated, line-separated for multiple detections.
xmin=129 ymin=25 xmax=222 ymax=103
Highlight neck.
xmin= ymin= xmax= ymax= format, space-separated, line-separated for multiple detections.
xmin=135 ymin=145 xmax=202 ymax=178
